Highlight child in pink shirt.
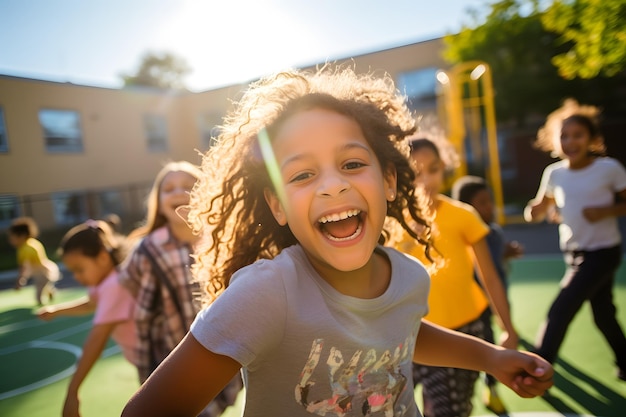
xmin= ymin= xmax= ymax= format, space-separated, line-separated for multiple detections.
xmin=37 ymin=219 xmax=137 ymax=417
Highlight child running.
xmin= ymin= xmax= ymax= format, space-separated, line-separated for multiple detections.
xmin=122 ymin=66 xmax=553 ymax=417
xmin=118 ymin=161 xmax=242 ymax=416
xmin=396 ymin=135 xmax=519 ymax=417
xmin=118 ymin=161 xmax=203 ymax=383
xmin=37 ymin=219 xmax=137 ymax=417
xmin=452 ymin=175 xmax=524 ymax=414
xmin=9 ymin=216 xmax=60 ymax=305
xmin=524 ymin=99 xmax=626 ymax=381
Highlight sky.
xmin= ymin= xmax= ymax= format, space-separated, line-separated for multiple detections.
xmin=0 ymin=0 xmax=485 ymax=92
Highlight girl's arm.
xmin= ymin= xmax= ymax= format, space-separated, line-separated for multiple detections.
xmin=36 ymin=296 xmax=95 ymax=321
xmin=524 ymin=194 xmax=556 ymax=223
xmin=473 ymin=238 xmax=518 ymax=349
xmin=413 ymin=320 xmax=553 ymax=398
xmin=63 ymin=322 xmax=117 ymax=417
xmin=582 ymin=188 xmax=626 ymax=222
xmin=122 ymin=332 xmax=241 ymax=417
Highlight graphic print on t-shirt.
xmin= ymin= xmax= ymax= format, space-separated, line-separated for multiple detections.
xmin=294 ymin=333 xmax=415 ymax=416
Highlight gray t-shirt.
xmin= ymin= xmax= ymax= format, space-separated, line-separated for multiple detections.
xmin=539 ymin=157 xmax=626 ymax=251
xmin=191 ymin=244 xmax=430 ymax=417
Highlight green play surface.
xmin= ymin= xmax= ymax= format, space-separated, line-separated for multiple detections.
xmin=1 ymin=255 xmax=625 ymax=416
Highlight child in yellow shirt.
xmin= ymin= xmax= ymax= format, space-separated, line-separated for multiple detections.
xmin=8 ymin=217 xmax=59 ymax=305
xmin=398 ymin=137 xmax=518 ymax=417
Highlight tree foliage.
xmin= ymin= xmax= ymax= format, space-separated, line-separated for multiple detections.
xmin=444 ymin=0 xmax=626 ymax=124
xmin=121 ymin=51 xmax=191 ymax=90
xmin=542 ymin=0 xmax=626 ymax=79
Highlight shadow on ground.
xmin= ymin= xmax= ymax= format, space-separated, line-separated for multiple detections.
xmin=518 ymin=339 xmax=626 ymax=416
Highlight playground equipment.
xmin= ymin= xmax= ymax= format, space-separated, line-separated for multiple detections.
xmin=436 ymin=61 xmax=505 ymax=224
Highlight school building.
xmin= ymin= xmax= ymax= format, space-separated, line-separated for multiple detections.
xmin=0 ymin=38 xmax=454 ymax=232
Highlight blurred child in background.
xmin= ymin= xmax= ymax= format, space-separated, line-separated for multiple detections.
xmin=525 ymin=99 xmax=626 ymax=381
xmin=452 ymin=175 xmax=524 ymax=413
xmin=397 ymin=133 xmax=519 ymax=417
xmin=37 ymin=219 xmax=136 ymax=417
xmin=119 ymin=161 xmax=241 ymax=416
xmin=8 ymin=216 xmax=59 ymax=305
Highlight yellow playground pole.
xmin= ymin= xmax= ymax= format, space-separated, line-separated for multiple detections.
xmin=436 ymin=61 xmax=505 ymax=224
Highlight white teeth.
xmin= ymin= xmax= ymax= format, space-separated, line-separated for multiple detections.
xmin=318 ymin=209 xmax=360 ymax=224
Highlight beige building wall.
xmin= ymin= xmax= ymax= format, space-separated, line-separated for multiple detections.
xmin=0 ymin=38 xmax=445 ymax=230
xmin=0 ymin=77 xmax=199 ymax=194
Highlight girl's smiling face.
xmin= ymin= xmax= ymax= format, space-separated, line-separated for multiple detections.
xmin=264 ymin=108 xmax=396 ymax=276
xmin=560 ymin=119 xmax=598 ymax=169
xmin=159 ymin=171 xmax=197 ymax=225
xmin=411 ymin=147 xmax=445 ymax=201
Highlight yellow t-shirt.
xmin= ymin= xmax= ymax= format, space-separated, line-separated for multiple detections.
xmin=17 ymin=237 xmax=59 ymax=281
xmin=397 ymin=195 xmax=489 ymax=329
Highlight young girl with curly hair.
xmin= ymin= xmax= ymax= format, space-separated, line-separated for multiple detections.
xmin=122 ymin=66 xmax=553 ymax=417
xmin=525 ymin=99 xmax=626 ymax=381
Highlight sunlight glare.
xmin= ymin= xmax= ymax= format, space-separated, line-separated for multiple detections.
xmin=155 ymin=0 xmax=321 ymax=91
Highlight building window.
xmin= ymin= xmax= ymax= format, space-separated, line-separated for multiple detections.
xmin=144 ymin=114 xmax=168 ymax=152
xmin=0 ymin=194 xmax=20 ymax=228
xmin=52 ymin=192 xmax=87 ymax=225
xmin=0 ymin=107 xmax=8 ymax=153
xmin=39 ymin=109 xmax=83 ymax=153
xmin=396 ymin=67 xmax=439 ymax=113
xmin=96 ymin=190 xmax=125 ymax=219
xmin=198 ymin=112 xmax=222 ymax=150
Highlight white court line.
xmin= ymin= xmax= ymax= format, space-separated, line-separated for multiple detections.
xmin=0 ymin=339 xmax=122 ymax=400
xmin=0 ymin=316 xmax=91 ymax=336
xmin=0 ymin=318 xmax=45 ymax=335
xmin=475 ymin=414 xmax=597 ymax=417
xmin=0 ymin=318 xmax=123 ymax=400
xmin=0 ymin=320 xmax=93 ymax=355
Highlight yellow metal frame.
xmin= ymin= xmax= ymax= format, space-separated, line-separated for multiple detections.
xmin=436 ymin=61 xmax=505 ymax=224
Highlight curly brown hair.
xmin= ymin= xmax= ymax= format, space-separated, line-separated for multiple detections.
xmin=188 ymin=65 xmax=433 ymax=304
xmin=535 ymin=98 xmax=606 ymax=159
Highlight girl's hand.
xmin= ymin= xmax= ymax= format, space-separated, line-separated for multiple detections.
xmin=36 ymin=306 xmax=57 ymax=321
xmin=546 ymin=206 xmax=561 ymax=224
xmin=489 ymin=349 xmax=553 ymax=398
xmin=62 ymin=393 xmax=81 ymax=417
xmin=582 ymin=206 xmax=609 ymax=223
xmin=504 ymin=241 xmax=524 ymax=259
xmin=14 ymin=277 xmax=25 ymax=290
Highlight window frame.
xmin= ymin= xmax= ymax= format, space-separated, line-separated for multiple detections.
xmin=143 ymin=113 xmax=169 ymax=152
xmin=0 ymin=106 xmax=9 ymax=153
xmin=39 ymin=108 xmax=84 ymax=153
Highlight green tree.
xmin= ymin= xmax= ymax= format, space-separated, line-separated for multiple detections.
xmin=542 ymin=0 xmax=626 ymax=79
xmin=121 ymin=51 xmax=191 ymax=90
xmin=444 ymin=0 xmax=626 ymax=124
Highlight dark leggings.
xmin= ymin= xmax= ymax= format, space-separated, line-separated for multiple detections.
xmin=414 ymin=318 xmax=485 ymax=417
xmin=535 ymin=245 xmax=626 ymax=368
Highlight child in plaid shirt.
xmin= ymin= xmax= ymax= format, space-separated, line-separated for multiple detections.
xmin=119 ymin=161 xmax=241 ymax=416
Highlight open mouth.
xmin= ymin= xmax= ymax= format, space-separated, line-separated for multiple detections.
xmin=318 ymin=209 xmax=363 ymax=242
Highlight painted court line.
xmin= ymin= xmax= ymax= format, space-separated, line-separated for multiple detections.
xmin=475 ymin=414 xmax=597 ymax=417
xmin=0 ymin=323 xmax=122 ymax=400
xmin=0 ymin=316 xmax=91 ymax=336
xmin=0 ymin=320 xmax=92 ymax=355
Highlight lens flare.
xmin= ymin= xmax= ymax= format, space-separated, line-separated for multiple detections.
xmin=258 ymin=128 xmax=288 ymax=210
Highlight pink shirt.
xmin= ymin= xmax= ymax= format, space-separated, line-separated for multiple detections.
xmin=89 ymin=270 xmax=138 ymax=365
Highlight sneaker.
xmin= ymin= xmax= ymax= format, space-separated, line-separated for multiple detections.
xmin=483 ymin=386 xmax=507 ymax=415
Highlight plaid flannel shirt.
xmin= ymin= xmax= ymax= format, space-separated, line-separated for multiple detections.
xmin=118 ymin=226 xmax=201 ymax=382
